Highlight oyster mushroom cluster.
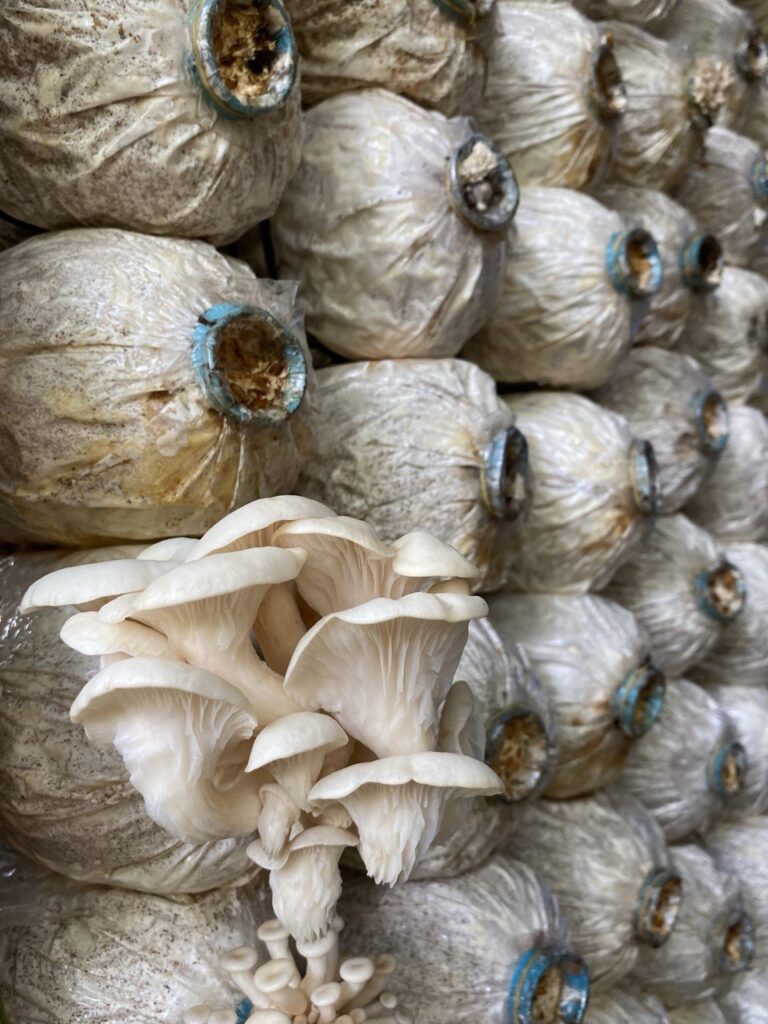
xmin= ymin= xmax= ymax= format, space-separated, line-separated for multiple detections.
xmin=21 ymin=495 xmax=503 ymax=997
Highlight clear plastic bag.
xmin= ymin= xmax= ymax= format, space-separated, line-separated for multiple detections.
xmin=339 ymin=854 xmax=590 ymax=1024
xmin=0 ymin=0 xmax=302 ymax=243
xmin=271 ymin=89 xmax=515 ymax=360
xmin=0 ymin=229 xmax=313 ymax=547
xmin=636 ymin=844 xmax=754 ymax=1007
xmin=0 ymin=848 xmax=270 ymax=1023
xmin=669 ymin=1001 xmax=727 ymax=1024
xmin=685 ymin=406 xmax=768 ymax=542
xmin=500 ymin=392 xmax=657 ymax=594
xmin=603 ymin=514 xmax=745 ymax=675
xmin=572 ymin=0 xmax=677 ymax=25
xmin=476 ymin=1 xmax=625 ymax=188
xmin=603 ymin=21 xmax=726 ymax=190
xmin=654 ymin=0 xmax=767 ymax=127
xmin=706 ymin=817 xmax=768 ymax=978
xmin=595 ymin=185 xmax=722 ymax=349
xmin=505 ymin=787 xmax=681 ymax=990
xmin=619 ymin=679 xmax=745 ymax=841
xmin=691 ymin=543 xmax=768 ymax=687
xmin=672 ymin=128 xmax=768 ymax=268
xmin=719 ymin=969 xmax=768 ymax=1024
xmin=0 ymin=212 xmax=34 ymax=253
xmin=592 ymin=349 xmax=729 ymax=513
xmin=297 ymin=359 xmax=531 ymax=592
xmin=282 ymin=0 xmax=492 ymax=115
xmin=587 ymin=989 xmax=669 ymax=1022
xmin=0 ymin=549 xmax=258 ymax=894
xmin=677 ymin=266 xmax=768 ymax=406
xmin=706 ymin=685 xmax=768 ymax=816
xmin=487 ymin=593 xmax=664 ymax=799
xmin=463 ymin=187 xmax=660 ymax=389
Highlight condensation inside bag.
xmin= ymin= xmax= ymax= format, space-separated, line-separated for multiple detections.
xmin=463 ymin=187 xmax=651 ymax=389
xmin=505 ymin=787 xmax=680 ymax=991
xmin=477 ymin=1 xmax=624 ymax=189
xmin=283 ymin=0 xmax=492 ymax=115
xmin=602 ymin=21 xmax=715 ymax=190
xmin=499 ymin=392 xmax=656 ymax=594
xmin=591 ymin=348 xmax=728 ymax=513
xmin=677 ymin=265 xmax=768 ymax=405
xmin=673 ymin=127 xmax=768 ymax=267
xmin=0 ymin=548 xmax=258 ymax=893
xmin=297 ymin=359 xmax=531 ymax=593
xmin=0 ymin=229 xmax=313 ymax=546
xmin=689 ymin=543 xmax=768 ymax=687
xmin=0 ymin=847 xmax=271 ymax=1024
xmin=635 ymin=844 xmax=754 ymax=1007
xmin=603 ymin=513 xmax=742 ymax=675
xmin=487 ymin=592 xmax=660 ymax=799
xmin=0 ymin=0 xmax=302 ymax=242
xmin=271 ymin=88 xmax=512 ymax=360
xmin=685 ymin=405 xmax=768 ymax=542
xmin=339 ymin=855 xmax=588 ymax=1024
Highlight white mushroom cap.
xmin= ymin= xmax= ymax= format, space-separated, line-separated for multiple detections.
xmin=220 ymin=946 xmax=260 ymax=972
xmin=245 ymin=1012 xmax=292 ymax=1024
xmin=247 ymin=712 xmax=349 ymax=811
xmin=309 ymin=753 xmax=502 ymax=885
xmin=391 ymin=532 xmax=479 ymax=582
xmin=284 ymin=592 xmax=488 ymax=757
xmin=188 ymin=496 xmax=336 ymax=560
xmin=71 ymin=657 xmax=260 ymax=843
xmin=20 ymin=558 xmax=176 ymax=613
xmin=138 ymin=537 xmax=197 ymax=560
xmin=60 ymin=611 xmax=176 ymax=661
xmin=183 ymin=1006 xmax=214 ymax=1024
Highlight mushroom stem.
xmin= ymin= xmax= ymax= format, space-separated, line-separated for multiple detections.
xmin=184 ymin=1007 xmax=214 ymax=1024
xmin=359 ymin=994 xmax=398 ymax=1019
xmin=254 ymin=581 xmax=307 ymax=674
xmin=255 ymin=960 xmax=309 ymax=1016
xmin=258 ymin=920 xmax=292 ymax=962
xmin=210 ymin=1013 xmax=238 ymax=1024
xmin=297 ymin=931 xmax=339 ymax=993
xmin=258 ymin=784 xmax=301 ymax=857
xmin=221 ymin=947 xmax=265 ymax=1007
xmin=245 ymin=1013 xmax=292 ymax=1024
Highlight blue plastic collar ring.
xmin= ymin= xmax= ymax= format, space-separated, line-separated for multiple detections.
xmin=718 ymin=910 xmax=756 ymax=974
xmin=634 ymin=868 xmax=682 ymax=948
xmin=192 ymin=302 xmax=307 ymax=425
xmin=679 ymin=233 xmax=723 ymax=292
xmin=188 ymin=0 xmax=298 ymax=119
xmin=751 ymin=153 xmax=768 ymax=207
xmin=691 ymin=388 xmax=730 ymax=455
xmin=506 ymin=947 xmax=590 ymax=1024
xmin=629 ymin=439 xmax=662 ymax=516
xmin=447 ymin=133 xmax=520 ymax=233
xmin=606 ymin=228 xmax=664 ymax=299
xmin=481 ymin=426 xmax=532 ymax=521
xmin=708 ymin=740 xmax=747 ymax=797
xmin=613 ymin=663 xmax=666 ymax=739
xmin=486 ymin=708 xmax=553 ymax=803
xmin=695 ymin=561 xmax=746 ymax=623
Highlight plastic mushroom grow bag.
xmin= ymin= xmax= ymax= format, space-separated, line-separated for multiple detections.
xmin=597 ymin=185 xmax=724 ymax=350
xmin=619 ymin=679 xmax=746 ymax=842
xmin=592 ymin=349 xmax=729 ymax=513
xmin=672 ymin=128 xmax=768 ymax=268
xmin=505 ymin=788 xmax=682 ymax=990
xmin=0 ymin=0 xmax=302 ymax=243
xmin=0 ymin=212 xmax=34 ymax=253
xmin=653 ymin=0 xmax=768 ymax=126
xmin=477 ymin=1 xmax=626 ymax=189
xmin=0 ymin=229 xmax=312 ymax=546
xmin=677 ymin=266 xmax=768 ymax=406
xmin=271 ymin=89 xmax=517 ymax=360
xmin=603 ymin=21 xmax=731 ymax=190
xmin=0 ymin=848 xmax=271 ymax=1024
xmin=707 ymin=817 xmax=768 ymax=966
xmin=0 ymin=548 xmax=259 ymax=893
xmin=691 ymin=543 xmax=768 ymax=688
xmin=604 ymin=515 xmax=746 ymax=676
xmin=339 ymin=855 xmax=590 ymax=1024
xmin=282 ymin=0 xmax=494 ymax=115
xmin=705 ymin=685 xmax=768 ymax=816
xmin=587 ymin=990 xmax=669 ymax=1023
xmin=487 ymin=593 xmax=664 ymax=799
xmin=636 ymin=844 xmax=755 ymax=1007
xmin=572 ymin=0 xmax=676 ymax=26
xmin=297 ymin=360 xmax=532 ymax=593
xmin=499 ymin=392 xmax=659 ymax=594
xmin=719 ymin=970 xmax=768 ymax=1024
xmin=463 ymin=187 xmax=662 ymax=389
xmin=669 ymin=1002 xmax=727 ymax=1024
xmin=685 ymin=406 xmax=768 ymax=542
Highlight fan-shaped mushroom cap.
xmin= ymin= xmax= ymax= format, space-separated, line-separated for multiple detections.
xmin=248 ymin=826 xmax=358 ymax=941
xmin=284 ymin=592 xmax=487 ymax=757
xmin=188 ymin=496 xmax=335 ymax=560
xmin=247 ymin=712 xmax=349 ymax=812
xmin=99 ymin=548 xmax=305 ymax=721
xmin=71 ymin=657 xmax=260 ymax=844
xmin=391 ymin=532 xmax=479 ymax=582
xmin=309 ymin=752 xmax=503 ymax=885
xmin=61 ymin=611 xmax=176 ymax=661
xmin=20 ymin=558 xmax=176 ymax=614
xmin=138 ymin=537 xmax=197 ymax=561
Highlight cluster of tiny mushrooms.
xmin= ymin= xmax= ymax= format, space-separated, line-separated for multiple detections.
xmin=21 ymin=496 xmax=504 ymax=1023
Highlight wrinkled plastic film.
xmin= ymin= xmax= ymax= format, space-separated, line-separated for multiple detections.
xmin=0 ymin=548 xmax=259 ymax=894
xmin=587 ymin=989 xmax=669 ymax=1023
xmin=669 ymin=1001 xmax=727 ymax=1024
xmin=708 ymin=685 xmax=768 ymax=816
xmin=0 ymin=230 xmax=313 ymax=546
xmin=719 ymin=970 xmax=768 ymax=1024
xmin=706 ymin=817 xmax=768 ymax=968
